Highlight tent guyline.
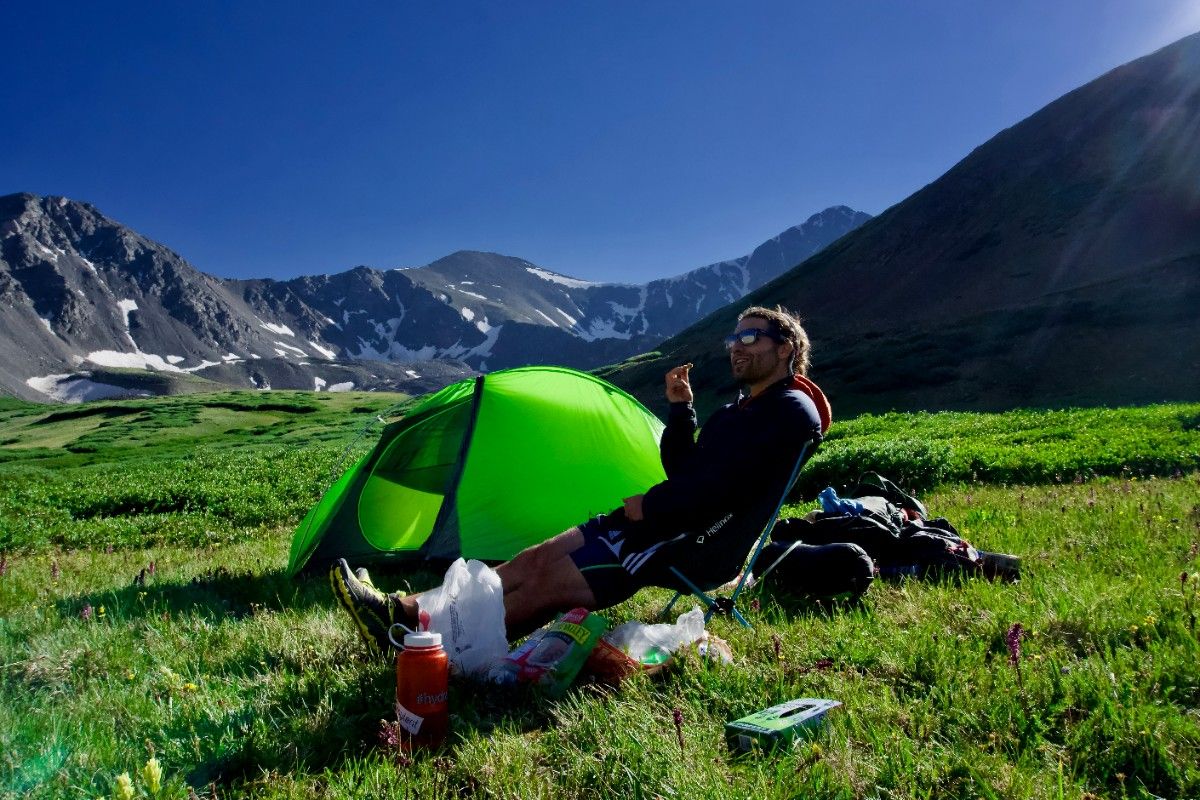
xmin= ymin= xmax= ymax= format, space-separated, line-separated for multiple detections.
xmin=288 ymin=366 xmax=667 ymax=576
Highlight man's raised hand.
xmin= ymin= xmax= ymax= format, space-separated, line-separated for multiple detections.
xmin=664 ymin=363 xmax=693 ymax=404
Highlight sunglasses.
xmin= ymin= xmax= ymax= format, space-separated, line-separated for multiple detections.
xmin=724 ymin=328 xmax=780 ymax=350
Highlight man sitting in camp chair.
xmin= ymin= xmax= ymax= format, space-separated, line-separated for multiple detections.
xmin=332 ymin=305 xmax=829 ymax=654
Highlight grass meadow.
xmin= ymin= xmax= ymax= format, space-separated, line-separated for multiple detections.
xmin=1 ymin=392 xmax=1198 ymax=799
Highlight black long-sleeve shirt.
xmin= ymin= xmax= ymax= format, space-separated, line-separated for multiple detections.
xmin=634 ymin=376 xmax=823 ymax=588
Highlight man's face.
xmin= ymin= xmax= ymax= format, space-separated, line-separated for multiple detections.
xmin=728 ymin=316 xmax=790 ymax=384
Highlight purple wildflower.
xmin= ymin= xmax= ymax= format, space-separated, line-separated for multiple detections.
xmin=148 ymin=560 xmax=157 ymax=577
xmin=51 ymin=559 xmax=60 ymax=581
xmin=80 ymin=604 xmax=93 ymax=621
xmin=1006 ymin=623 xmax=1023 ymax=667
xmin=377 ymin=719 xmax=412 ymax=766
xmin=672 ymin=707 xmax=685 ymax=752
xmin=1006 ymin=622 xmax=1025 ymax=692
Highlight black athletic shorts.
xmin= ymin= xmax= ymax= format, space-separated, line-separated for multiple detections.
xmin=568 ymin=513 xmax=686 ymax=609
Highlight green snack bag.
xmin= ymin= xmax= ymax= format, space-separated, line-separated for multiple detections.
xmin=521 ymin=608 xmax=607 ymax=696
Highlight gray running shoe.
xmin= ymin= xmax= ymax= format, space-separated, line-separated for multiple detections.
xmin=329 ymin=559 xmax=406 ymax=657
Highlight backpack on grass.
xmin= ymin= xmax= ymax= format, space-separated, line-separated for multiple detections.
xmin=768 ymin=472 xmax=987 ymax=582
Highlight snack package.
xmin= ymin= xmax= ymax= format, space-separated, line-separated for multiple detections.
xmin=489 ymin=608 xmax=607 ymax=696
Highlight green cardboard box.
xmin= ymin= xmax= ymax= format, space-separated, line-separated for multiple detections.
xmin=725 ymin=698 xmax=841 ymax=754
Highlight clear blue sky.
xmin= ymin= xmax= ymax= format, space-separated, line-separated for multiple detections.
xmin=5 ymin=2 xmax=1198 ymax=283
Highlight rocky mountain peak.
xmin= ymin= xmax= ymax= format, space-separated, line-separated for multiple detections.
xmin=1 ymin=193 xmax=869 ymax=401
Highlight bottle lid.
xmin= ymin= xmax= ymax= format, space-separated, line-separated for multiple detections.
xmin=404 ymin=630 xmax=442 ymax=648
xmin=388 ymin=623 xmax=442 ymax=650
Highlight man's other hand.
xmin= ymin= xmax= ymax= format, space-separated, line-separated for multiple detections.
xmin=664 ymin=363 xmax=693 ymax=404
xmin=623 ymin=494 xmax=645 ymax=521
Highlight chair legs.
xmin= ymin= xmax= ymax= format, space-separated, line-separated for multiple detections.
xmin=662 ymin=567 xmax=754 ymax=628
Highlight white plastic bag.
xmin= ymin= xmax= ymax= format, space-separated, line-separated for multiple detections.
xmin=415 ymin=558 xmax=508 ymax=677
xmin=602 ymin=607 xmax=705 ymax=666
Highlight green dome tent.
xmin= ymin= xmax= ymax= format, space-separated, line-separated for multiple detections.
xmin=287 ymin=366 xmax=667 ymax=575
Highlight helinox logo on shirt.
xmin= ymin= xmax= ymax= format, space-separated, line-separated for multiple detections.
xmin=696 ymin=513 xmax=733 ymax=544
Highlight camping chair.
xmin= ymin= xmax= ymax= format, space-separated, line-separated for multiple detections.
xmin=660 ymin=437 xmax=820 ymax=628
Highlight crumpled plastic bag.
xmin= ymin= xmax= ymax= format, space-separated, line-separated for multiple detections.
xmin=415 ymin=558 xmax=508 ymax=678
xmin=604 ymin=607 xmax=705 ymax=663
xmin=586 ymin=607 xmax=706 ymax=683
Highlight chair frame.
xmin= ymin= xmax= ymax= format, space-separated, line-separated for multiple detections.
xmin=661 ymin=438 xmax=818 ymax=628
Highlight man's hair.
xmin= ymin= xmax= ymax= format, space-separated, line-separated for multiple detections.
xmin=738 ymin=305 xmax=811 ymax=376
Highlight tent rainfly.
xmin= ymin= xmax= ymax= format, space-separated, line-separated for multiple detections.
xmin=288 ymin=366 xmax=667 ymax=575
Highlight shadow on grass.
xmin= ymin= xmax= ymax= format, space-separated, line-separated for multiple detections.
xmin=54 ymin=566 xmax=336 ymax=622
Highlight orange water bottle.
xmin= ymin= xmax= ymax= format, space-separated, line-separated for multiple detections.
xmin=390 ymin=625 xmax=449 ymax=751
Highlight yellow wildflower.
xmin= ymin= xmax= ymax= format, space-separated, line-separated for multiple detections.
xmin=183 ymin=682 xmax=198 ymax=692
xmin=126 ymin=671 xmax=136 ymax=681
xmin=113 ymin=772 xmax=135 ymax=800
xmin=1129 ymin=625 xmax=1139 ymax=633
xmin=97 ymin=605 xmax=106 ymax=619
xmin=142 ymin=756 xmax=162 ymax=795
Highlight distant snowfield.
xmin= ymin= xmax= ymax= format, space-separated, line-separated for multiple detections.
xmin=81 ymin=350 xmax=221 ymax=374
xmin=25 ymin=373 xmax=151 ymax=403
xmin=85 ymin=349 xmax=185 ymax=372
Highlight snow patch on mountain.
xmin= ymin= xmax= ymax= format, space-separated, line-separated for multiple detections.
xmin=526 ymin=266 xmax=599 ymax=289
xmin=86 ymin=349 xmax=183 ymax=372
xmin=308 ymin=340 xmax=337 ymax=359
xmin=26 ymin=373 xmax=152 ymax=403
xmin=581 ymin=318 xmax=632 ymax=341
xmin=384 ymin=342 xmax=439 ymax=361
xmin=274 ymin=341 xmax=307 ymax=357
xmin=117 ymin=299 xmax=138 ymax=328
xmin=259 ymin=320 xmax=295 ymax=336
xmin=328 ymin=381 xmax=354 ymax=392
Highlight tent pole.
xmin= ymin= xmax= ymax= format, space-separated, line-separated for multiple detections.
xmin=422 ymin=374 xmax=487 ymax=561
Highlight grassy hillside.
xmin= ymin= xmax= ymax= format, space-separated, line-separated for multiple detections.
xmin=0 ymin=396 xmax=1198 ymax=798
xmin=0 ymin=391 xmax=411 ymax=551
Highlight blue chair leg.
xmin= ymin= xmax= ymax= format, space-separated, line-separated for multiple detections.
xmin=663 ymin=567 xmax=753 ymax=628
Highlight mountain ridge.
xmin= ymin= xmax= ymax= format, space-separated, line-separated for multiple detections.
xmin=0 ymin=192 xmax=868 ymax=401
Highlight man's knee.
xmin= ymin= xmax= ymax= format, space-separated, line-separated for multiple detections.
xmin=505 ymin=527 xmax=583 ymax=578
